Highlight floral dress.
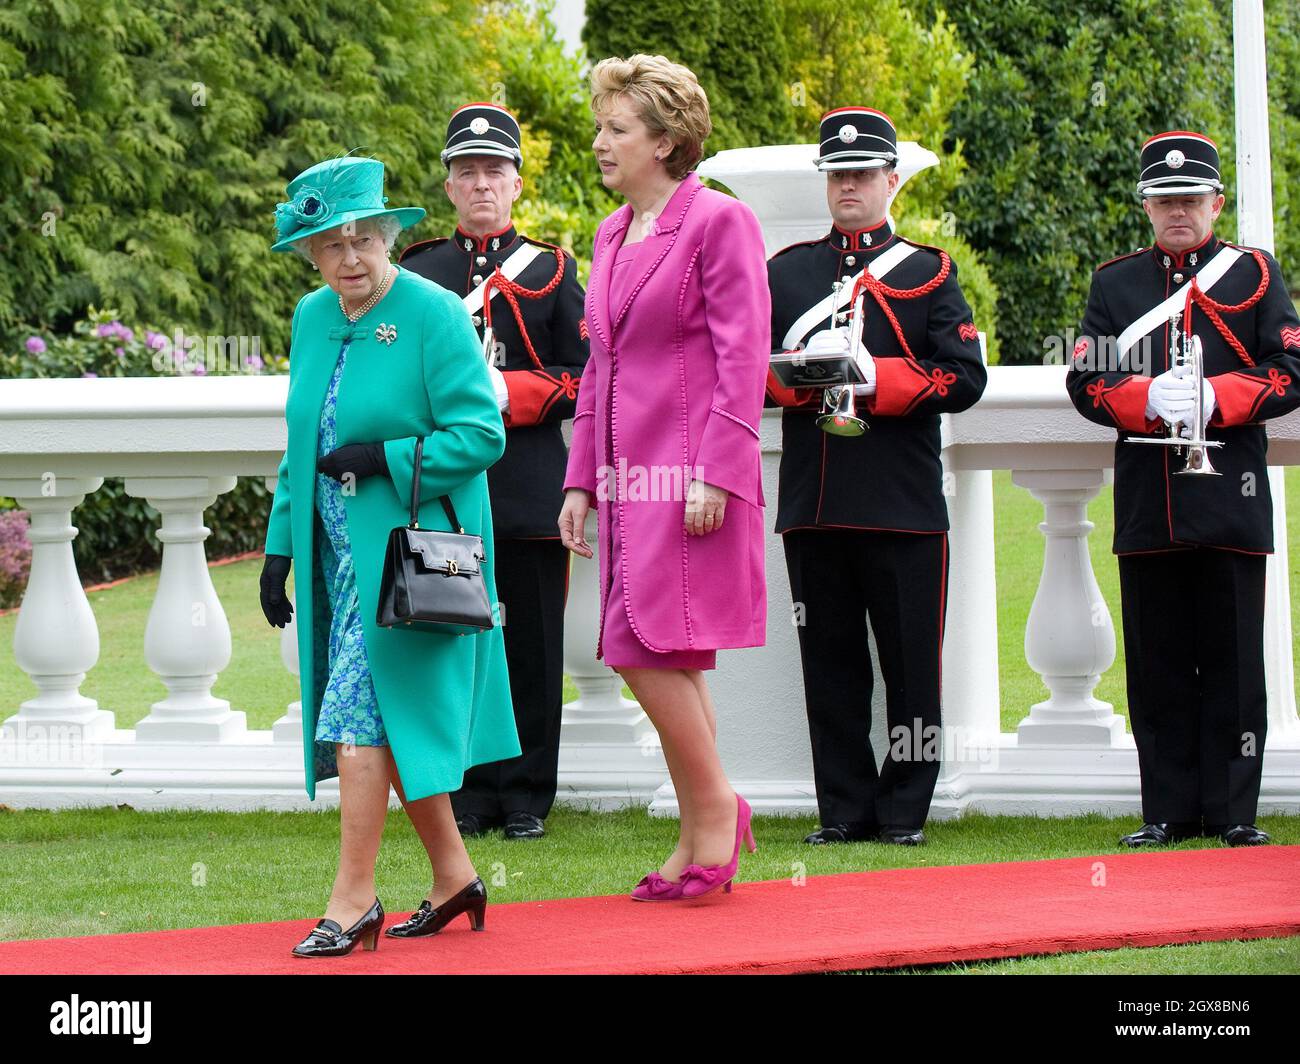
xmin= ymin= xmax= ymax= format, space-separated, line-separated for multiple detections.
xmin=313 ymin=339 xmax=389 ymax=748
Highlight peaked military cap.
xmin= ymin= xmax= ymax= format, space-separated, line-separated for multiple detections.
xmin=814 ymin=107 xmax=898 ymax=171
xmin=442 ymin=103 xmax=523 ymax=168
xmin=1137 ymin=130 xmax=1224 ymax=197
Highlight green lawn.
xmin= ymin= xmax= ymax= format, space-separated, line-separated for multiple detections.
xmin=3 ymin=475 xmax=1300 ymax=972
xmin=0 ymin=805 xmax=1295 ymax=972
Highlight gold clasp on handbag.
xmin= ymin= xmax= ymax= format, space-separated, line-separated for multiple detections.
xmin=447 ymin=559 xmax=459 ymax=575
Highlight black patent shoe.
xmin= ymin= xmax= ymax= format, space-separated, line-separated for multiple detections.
xmin=385 ymin=877 xmax=487 ymax=938
xmin=803 ymin=822 xmax=875 ymax=845
xmin=503 ymin=811 xmax=545 ymax=839
xmin=456 ymin=813 xmax=499 ymax=837
xmin=1210 ymin=823 xmax=1271 ymax=847
xmin=291 ymin=897 xmax=383 ymax=957
xmin=1118 ymin=821 xmax=1199 ymax=847
xmin=879 ymin=827 xmax=926 ymax=846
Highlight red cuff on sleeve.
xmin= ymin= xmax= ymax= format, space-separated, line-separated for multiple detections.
xmin=765 ymin=367 xmax=819 ymax=408
xmin=1085 ymin=376 xmax=1161 ymax=433
xmin=866 ymin=358 xmax=934 ymax=417
xmin=502 ymin=369 xmax=581 ymax=428
xmin=1208 ymin=371 xmax=1273 ymax=427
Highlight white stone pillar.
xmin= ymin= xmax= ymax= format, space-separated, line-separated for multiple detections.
xmin=0 ymin=476 xmax=114 ymax=742
xmin=1012 ymin=469 xmax=1125 ymax=745
xmin=939 ymin=465 xmax=1003 ymax=770
xmin=124 ymin=476 xmax=246 ymax=742
xmin=558 ymin=508 xmax=665 ymax=806
xmin=1264 ymin=468 xmax=1300 ymax=738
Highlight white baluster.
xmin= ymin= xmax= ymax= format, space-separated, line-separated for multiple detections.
xmin=124 ymin=476 xmax=246 ymax=742
xmin=1012 ymin=469 xmax=1125 ymax=745
xmin=0 ymin=475 xmax=114 ymax=743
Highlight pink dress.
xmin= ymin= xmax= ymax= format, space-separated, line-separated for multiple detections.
xmin=601 ymin=237 xmax=716 ymax=671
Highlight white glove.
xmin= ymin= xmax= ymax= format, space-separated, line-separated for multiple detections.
xmin=1197 ymin=376 xmax=1217 ymax=425
xmin=804 ymin=328 xmax=876 ymax=396
xmin=487 ymin=365 xmax=510 ymax=412
xmin=1145 ymin=368 xmax=1196 ymax=424
xmin=802 ymin=327 xmax=850 ymax=359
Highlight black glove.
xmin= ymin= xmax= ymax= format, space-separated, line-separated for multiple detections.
xmin=316 ymin=442 xmax=388 ymax=483
xmin=259 ymin=553 xmax=294 ymax=628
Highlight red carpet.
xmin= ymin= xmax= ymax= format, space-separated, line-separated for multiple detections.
xmin=2 ymin=847 xmax=1296 ymax=974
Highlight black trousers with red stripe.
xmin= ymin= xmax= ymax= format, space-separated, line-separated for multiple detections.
xmin=783 ymin=528 xmax=949 ymax=831
xmin=1118 ymin=548 xmax=1268 ymax=826
xmin=451 ymin=539 xmax=569 ymax=821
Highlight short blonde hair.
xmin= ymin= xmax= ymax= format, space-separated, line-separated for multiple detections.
xmin=590 ymin=54 xmax=712 ymax=180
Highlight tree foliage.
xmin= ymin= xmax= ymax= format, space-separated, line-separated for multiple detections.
xmin=913 ymin=0 xmax=1297 ymax=365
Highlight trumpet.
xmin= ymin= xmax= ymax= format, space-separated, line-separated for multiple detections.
xmin=815 ymin=280 xmax=869 ymax=437
xmin=1127 ymin=311 xmax=1223 ymax=476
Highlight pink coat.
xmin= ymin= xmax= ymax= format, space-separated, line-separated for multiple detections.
xmin=564 ymin=173 xmax=770 ymax=654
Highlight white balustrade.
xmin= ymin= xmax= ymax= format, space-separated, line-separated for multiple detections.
xmin=0 ymin=370 xmax=1298 ymax=811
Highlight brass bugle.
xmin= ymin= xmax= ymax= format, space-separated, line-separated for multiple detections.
xmin=1127 ymin=312 xmax=1223 ymax=475
xmin=817 ymin=286 xmax=868 ymax=437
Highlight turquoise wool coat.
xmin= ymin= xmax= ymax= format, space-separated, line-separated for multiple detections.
xmin=265 ymin=265 xmax=520 ymax=802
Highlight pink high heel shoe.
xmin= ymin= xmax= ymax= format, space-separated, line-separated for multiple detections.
xmin=629 ymin=871 xmax=685 ymax=901
xmin=679 ymin=794 xmax=756 ymax=899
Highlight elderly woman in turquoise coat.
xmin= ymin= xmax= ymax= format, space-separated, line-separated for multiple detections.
xmin=260 ymin=155 xmax=520 ymax=957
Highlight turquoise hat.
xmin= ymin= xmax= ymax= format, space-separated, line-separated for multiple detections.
xmin=272 ymin=155 xmax=425 ymax=253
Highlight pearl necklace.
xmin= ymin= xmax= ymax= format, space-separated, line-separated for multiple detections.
xmin=339 ymin=265 xmax=396 ymax=322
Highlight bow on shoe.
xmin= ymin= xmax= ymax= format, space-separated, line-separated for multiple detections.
xmin=637 ymin=872 xmax=678 ymax=897
xmin=678 ymin=864 xmax=721 ymax=889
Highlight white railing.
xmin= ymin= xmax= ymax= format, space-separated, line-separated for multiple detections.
xmin=1 ymin=369 xmax=1298 ymax=813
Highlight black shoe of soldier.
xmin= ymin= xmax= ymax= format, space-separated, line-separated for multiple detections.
xmin=1118 ymin=821 xmax=1198 ymax=847
xmin=878 ymin=827 xmax=926 ymax=846
xmin=1207 ymin=823 xmax=1271 ymax=847
xmin=803 ymin=822 xmax=876 ymax=845
xmin=455 ymin=812 xmax=500 ymax=838
xmin=503 ymin=811 xmax=545 ymax=839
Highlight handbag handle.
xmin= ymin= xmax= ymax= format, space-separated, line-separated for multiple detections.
xmin=408 ymin=436 xmax=464 ymax=533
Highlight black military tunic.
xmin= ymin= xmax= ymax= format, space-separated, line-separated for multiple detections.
xmin=767 ymin=220 xmax=987 ymax=833
xmin=399 ymin=223 xmax=589 ymax=822
xmin=767 ymin=220 xmax=987 ymax=532
xmin=1067 ymin=233 xmax=1300 ymax=827
xmin=1067 ymin=234 xmax=1300 ymax=553
xmin=399 ymin=223 xmax=589 ymax=538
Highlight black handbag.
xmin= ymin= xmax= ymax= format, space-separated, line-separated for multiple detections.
xmin=376 ymin=436 xmax=494 ymax=636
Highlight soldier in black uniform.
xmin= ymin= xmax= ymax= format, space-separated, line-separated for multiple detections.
xmin=767 ymin=108 xmax=987 ymax=846
xmin=400 ymin=103 xmax=588 ymax=839
xmin=1067 ymin=130 xmax=1300 ymax=848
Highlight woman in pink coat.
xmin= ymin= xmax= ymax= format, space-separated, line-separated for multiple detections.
xmin=558 ymin=55 xmax=770 ymax=901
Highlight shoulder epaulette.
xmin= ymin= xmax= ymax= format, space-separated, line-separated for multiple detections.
xmin=896 ymin=235 xmax=946 ymax=259
xmin=520 ymin=234 xmax=567 ymax=257
xmin=768 ymin=237 xmax=823 ymax=262
xmin=397 ymin=236 xmax=449 ymax=264
xmin=1095 ymin=247 xmax=1148 ymax=272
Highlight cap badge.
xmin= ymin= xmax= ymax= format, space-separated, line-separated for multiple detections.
xmin=838 ymin=124 xmax=858 ymax=143
xmin=470 ymin=117 xmax=490 ymax=135
xmin=1165 ymin=149 xmax=1185 ymax=169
